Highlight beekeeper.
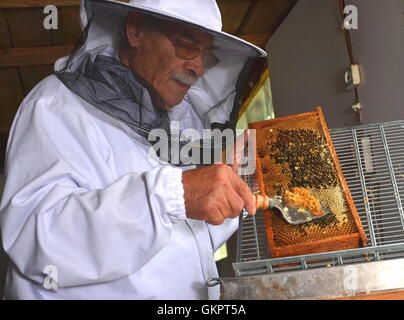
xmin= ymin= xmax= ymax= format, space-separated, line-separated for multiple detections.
xmin=0 ymin=0 xmax=266 ymax=299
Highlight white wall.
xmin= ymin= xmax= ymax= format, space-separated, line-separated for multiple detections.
xmin=265 ymin=0 xmax=404 ymax=129
xmin=348 ymin=0 xmax=404 ymax=124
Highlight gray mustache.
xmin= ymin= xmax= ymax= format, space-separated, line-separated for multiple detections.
xmin=172 ymin=72 xmax=198 ymax=87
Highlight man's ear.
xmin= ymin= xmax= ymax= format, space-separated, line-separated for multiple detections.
xmin=126 ymin=12 xmax=142 ymax=48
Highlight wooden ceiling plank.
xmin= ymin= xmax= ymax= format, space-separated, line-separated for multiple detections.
xmin=238 ymin=0 xmax=297 ymax=36
xmin=0 ymin=67 xmax=24 ymax=133
xmin=0 ymin=9 xmax=11 ymax=48
xmin=217 ymin=0 xmax=251 ymax=34
xmin=238 ymin=33 xmax=269 ymax=48
xmin=235 ymin=0 xmax=256 ymax=35
xmin=52 ymin=6 xmax=82 ymax=46
xmin=0 ymin=1 xmax=79 ymax=8
xmin=6 ymin=8 xmax=52 ymax=48
xmin=0 ymin=133 xmax=8 ymax=170
xmin=0 ymin=125 xmax=10 ymax=135
xmin=19 ymin=65 xmax=54 ymax=96
xmin=0 ymin=45 xmax=75 ymax=67
xmin=0 ymin=0 xmax=128 ymax=8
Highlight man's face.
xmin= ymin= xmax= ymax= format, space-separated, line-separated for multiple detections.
xmin=126 ymin=21 xmax=215 ymax=110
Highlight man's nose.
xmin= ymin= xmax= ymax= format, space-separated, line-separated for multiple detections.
xmin=184 ymin=53 xmax=205 ymax=78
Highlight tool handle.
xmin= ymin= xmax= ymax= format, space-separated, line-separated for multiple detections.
xmin=253 ymin=194 xmax=273 ymax=210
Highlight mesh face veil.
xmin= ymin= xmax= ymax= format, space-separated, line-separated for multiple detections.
xmin=55 ymin=0 xmax=265 ymax=166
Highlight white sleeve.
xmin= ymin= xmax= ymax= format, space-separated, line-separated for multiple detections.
xmin=0 ymin=95 xmax=185 ymax=288
xmin=207 ymin=217 xmax=239 ymax=252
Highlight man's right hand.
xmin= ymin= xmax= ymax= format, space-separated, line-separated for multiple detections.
xmin=182 ymin=164 xmax=257 ymax=225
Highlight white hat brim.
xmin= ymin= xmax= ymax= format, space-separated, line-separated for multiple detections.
xmin=92 ymin=0 xmax=267 ymax=58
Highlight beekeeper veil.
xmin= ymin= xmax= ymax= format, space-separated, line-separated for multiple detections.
xmin=54 ymin=0 xmax=267 ymax=166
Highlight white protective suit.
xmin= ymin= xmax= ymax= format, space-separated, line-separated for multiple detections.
xmin=0 ymin=0 xmax=266 ymax=299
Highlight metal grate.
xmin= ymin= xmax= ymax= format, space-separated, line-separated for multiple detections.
xmin=234 ymin=120 xmax=404 ymax=277
xmin=238 ymin=172 xmax=269 ymax=262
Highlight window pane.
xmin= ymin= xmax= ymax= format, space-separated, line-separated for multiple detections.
xmin=237 ymin=76 xmax=274 ymax=129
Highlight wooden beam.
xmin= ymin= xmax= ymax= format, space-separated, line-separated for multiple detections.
xmin=0 ymin=0 xmax=128 ymax=8
xmin=0 ymin=9 xmax=12 ymax=48
xmin=0 ymin=132 xmax=8 ymax=170
xmin=238 ymin=33 xmax=269 ymax=49
xmin=0 ymin=123 xmax=10 ymax=134
xmin=0 ymin=45 xmax=75 ymax=67
xmin=20 ymin=65 xmax=54 ymax=95
xmin=217 ymin=0 xmax=251 ymax=35
xmin=239 ymin=0 xmax=298 ymax=36
xmin=0 ymin=1 xmax=80 ymax=8
xmin=0 ymin=68 xmax=24 ymax=134
xmin=6 ymin=7 xmax=52 ymax=48
xmin=52 ymin=6 xmax=81 ymax=45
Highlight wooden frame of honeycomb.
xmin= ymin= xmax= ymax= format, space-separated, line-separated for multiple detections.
xmin=249 ymin=107 xmax=367 ymax=259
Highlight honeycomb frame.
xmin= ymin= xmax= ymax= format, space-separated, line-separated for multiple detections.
xmin=249 ymin=107 xmax=367 ymax=258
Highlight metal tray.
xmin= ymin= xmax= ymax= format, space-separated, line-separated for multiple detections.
xmin=234 ymin=119 xmax=404 ymax=277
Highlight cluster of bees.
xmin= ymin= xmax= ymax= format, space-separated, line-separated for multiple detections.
xmin=257 ymin=126 xmax=357 ymax=245
xmin=268 ymin=129 xmax=338 ymax=190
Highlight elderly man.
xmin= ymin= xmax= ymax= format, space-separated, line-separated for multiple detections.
xmin=0 ymin=0 xmax=266 ymax=299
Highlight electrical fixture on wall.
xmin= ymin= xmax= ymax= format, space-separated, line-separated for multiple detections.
xmin=345 ymin=64 xmax=361 ymax=90
xmin=345 ymin=63 xmax=362 ymax=120
xmin=339 ymin=0 xmax=363 ymax=125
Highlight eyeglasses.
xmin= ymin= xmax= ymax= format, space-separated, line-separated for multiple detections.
xmin=160 ymin=30 xmax=220 ymax=70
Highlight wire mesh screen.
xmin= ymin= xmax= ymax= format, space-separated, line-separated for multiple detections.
xmin=234 ymin=120 xmax=404 ymax=276
xmin=332 ymin=122 xmax=404 ymax=246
